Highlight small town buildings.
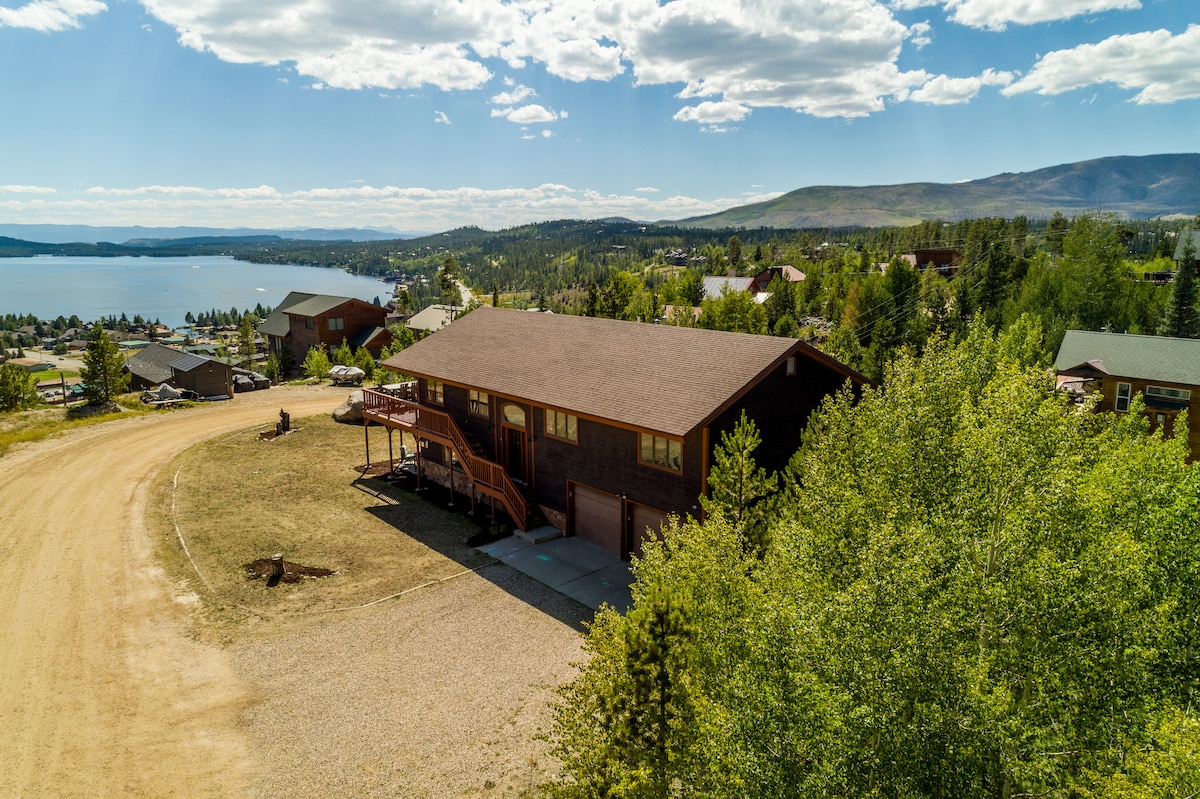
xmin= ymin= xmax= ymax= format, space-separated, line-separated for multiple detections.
xmin=404 ymin=304 xmax=459 ymax=336
xmin=260 ymin=292 xmax=391 ymax=367
xmin=902 ymin=248 xmax=963 ymax=276
xmin=702 ymin=275 xmax=755 ymax=300
xmin=366 ymin=306 xmax=865 ymax=559
xmin=125 ymin=342 xmax=234 ymax=398
xmin=1174 ymin=229 xmax=1200 ymax=276
xmin=750 ymin=265 xmax=806 ymax=292
xmin=1055 ymin=330 xmax=1200 ymax=459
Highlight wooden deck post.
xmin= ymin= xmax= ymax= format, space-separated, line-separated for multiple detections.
xmin=364 ymin=419 xmax=370 ymax=469
xmin=447 ymin=451 xmax=455 ymax=507
xmin=415 ymin=437 xmax=423 ymax=490
xmin=387 ymin=427 xmax=394 ymax=473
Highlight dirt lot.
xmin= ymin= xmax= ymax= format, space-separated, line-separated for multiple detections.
xmin=0 ymin=386 xmax=586 ymax=798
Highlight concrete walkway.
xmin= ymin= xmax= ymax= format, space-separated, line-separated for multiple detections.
xmin=475 ymin=532 xmax=634 ymax=612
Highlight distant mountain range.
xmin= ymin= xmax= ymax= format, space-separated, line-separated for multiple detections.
xmin=673 ymin=154 xmax=1200 ymax=229
xmin=0 ymin=224 xmax=407 ymax=245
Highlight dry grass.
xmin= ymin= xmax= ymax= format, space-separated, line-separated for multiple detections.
xmin=0 ymin=394 xmax=153 ymax=457
xmin=150 ymin=416 xmax=495 ymax=636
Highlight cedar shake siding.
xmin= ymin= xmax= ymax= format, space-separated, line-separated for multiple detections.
xmin=365 ymin=307 xmax=865 ymax=558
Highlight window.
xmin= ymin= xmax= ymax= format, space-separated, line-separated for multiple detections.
xmin=502 ymin=403 xmax=526 ymax=427
xmin=426 ymin=379 xmax=444 ymax=405
xmin=328 ymin=317 xmax=345 ymax=331
xmin=1146 ymin=385 xmax=1191 ymax=402
xmin=1115 ymin=382 xmax=1131 ymax=412
xmin=640 ymin=433 xmax=682 ymax=472
xmin=304 ymin=318 xmax=314 ymax=329
xmin=468 ymin=389 xmax=489 ymax=417
xmin=786 ymin=356 xmax=797 ymax=376
xmin=544 ymin=409 xmax=578 ymax=442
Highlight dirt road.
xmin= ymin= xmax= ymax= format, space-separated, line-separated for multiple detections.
xmin=0 ymin=387 xmax=345 ymax=798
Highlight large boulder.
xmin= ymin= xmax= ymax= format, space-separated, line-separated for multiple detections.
xmin=332 ymin=390 xmax=364 ymax=424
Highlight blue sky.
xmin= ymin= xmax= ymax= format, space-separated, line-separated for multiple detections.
xmin=0 ymin=0 xmax=1197 ymax=233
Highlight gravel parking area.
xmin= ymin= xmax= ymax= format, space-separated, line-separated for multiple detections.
xmin=232 ymin=565 xmax=587 ymax=798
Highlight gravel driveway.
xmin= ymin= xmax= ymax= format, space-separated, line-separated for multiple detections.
xmin=0 ymin=386 xmax=585 ymax=798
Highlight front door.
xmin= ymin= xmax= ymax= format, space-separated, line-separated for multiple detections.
xmin=504 ymin=426 xmax=526 ymax=482
xmin=500 ymin=403 xmax=528 ymax=483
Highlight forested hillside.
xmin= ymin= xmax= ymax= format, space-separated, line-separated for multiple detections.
xmin=674 ymin=153 xmax=1200 ymax=229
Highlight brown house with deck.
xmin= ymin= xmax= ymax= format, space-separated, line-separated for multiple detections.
xmin=366 ymin=306 xmax=865 ymax=559
xmin=260 ymin=292 xmax=391 ymax=369
xmin=1056 ymin=330 xmax=1200 ymax=459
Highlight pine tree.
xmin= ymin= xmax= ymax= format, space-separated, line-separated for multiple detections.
xmin=699 ymin=410 xmax=777 ymax=551
xmin=1158 ymin=240 xmax=1200 ymax=338
xmin=0 ymin=362 xmax=37 ymax=411
xmin=80 ymin=326 xmax=130 ymax=405
xmin=301 ymin=343 xmax=331 ymax=380
xmin=237 ymin=316 xmax=256 ymax=371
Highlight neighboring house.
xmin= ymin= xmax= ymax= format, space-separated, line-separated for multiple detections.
xmin=1173 ymin=229 xmax=1200 ymax=276
xmin=1055 ymin=330 xmax=1200 ymax=459
xmin=366 ymin=306 xmax=866 ymax=559
xmin=902 ymin=248 xmax=963 ymax=276
xmin=702 ymin=275 xmax=755 ymax=300
xmin=750 ymin=265 xmax=806 ymax=292
xmin=125 ymin=342 xmax=234 ymax=398
xmin=260 ymin=292 xmax=392 ymax=367
xmin=405 ymin=304 xmax=459 ymax=336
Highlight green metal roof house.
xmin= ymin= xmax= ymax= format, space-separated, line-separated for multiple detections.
xmin=1055 ymin=330 xmax=1200 ymax=458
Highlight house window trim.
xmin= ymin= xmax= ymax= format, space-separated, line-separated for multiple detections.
xmin=468 ymin=389 xmax=490 ymax=417
xmin=1146 ymin=384 xmax=1191 ymax=402
xmin=544 ymin=408 xmax=579 ymax=444
xmin=328 ymin=317 xmax=345 ymax=332
xmin=426 ymin=379 xmax=444 ymax=406
xmin=304 ymin=318 xmax=314 ymax=330
xmin=638 ymin=432 xmax=683 ymax=474
xmin=1114 ymin=381 xmax=1131 ymax=412
xmin=786 ymin=356 xmax=797 ymax=376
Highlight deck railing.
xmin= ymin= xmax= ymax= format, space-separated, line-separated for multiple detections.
xmin=362 ymin=388 xmax=529 ymax=527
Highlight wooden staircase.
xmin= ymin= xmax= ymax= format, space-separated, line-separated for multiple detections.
xmin=362 ymin=389 xmax=535 ymax=530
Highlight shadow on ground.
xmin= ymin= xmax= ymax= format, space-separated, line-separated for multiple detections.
xmin=353 ymin=466 xmax=607 ymax=631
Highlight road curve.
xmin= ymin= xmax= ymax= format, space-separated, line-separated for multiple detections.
xmin=0 ymin=386 xmax=346 ymax=798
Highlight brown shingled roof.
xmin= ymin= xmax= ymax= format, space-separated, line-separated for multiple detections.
xmin=381 ymin=306 xmax=858 ymax=438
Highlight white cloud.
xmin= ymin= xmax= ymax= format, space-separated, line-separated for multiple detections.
xmin=0 ymin=0 xmax=106 ymax=31
xmin=628 ymin=0 xmax=928 ymax=120
xmin=635 ymin=187 xmax=660 ymax=193
xmin=909 ymin=20 xmax=932 ymax=49
xmin=2 ymin=182 xmax=754 ymax=230
xmin=673 ymin=101 xmax=750 ymax=125
xmin=434 ymin=110 xmax=451 ymax=124
xmin=490 ymin=84 xmax=536 ymax=105
xmin=491 ymin=104 xmax=561 ymax=124
xmin=0 ymin=185 xmax=57 ymax=194
xmin=1004 ymin=25 xmax=1200 ymax=103
xmin=541 ymin=129 xmax=553 ymax=137
xmin=900 ymin=0 xmax=1141 ymax=31
xmin=134 ymin=0 xmax=937 ymax=123
xmin=905 ymin=67 xmax=1014 ymax=104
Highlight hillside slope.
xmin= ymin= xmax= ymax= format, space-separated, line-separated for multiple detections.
xmin=672 ymin=154 xmax=1200 ymax=229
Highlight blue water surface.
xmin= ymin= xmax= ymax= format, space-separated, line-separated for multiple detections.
xmin=1 ymin=255 xmax=391 ymax=330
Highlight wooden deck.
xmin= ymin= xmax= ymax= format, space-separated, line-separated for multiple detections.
xmin=362 ymin=387 xmax=530 ymax=529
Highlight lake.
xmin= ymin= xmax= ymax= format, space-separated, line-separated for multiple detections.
xmin=0 ymin=255 xmax=392 ymax=330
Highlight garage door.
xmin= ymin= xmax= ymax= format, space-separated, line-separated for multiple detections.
xmin=627 ymin=502 xmax=669 ymax=560
xmin=571 ymin=484 xmax=622 ymax=555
